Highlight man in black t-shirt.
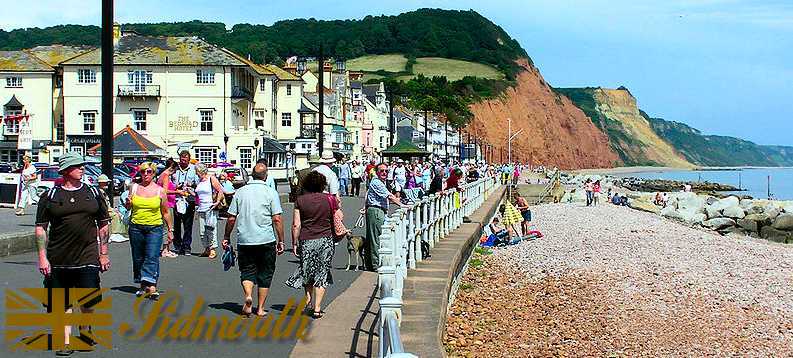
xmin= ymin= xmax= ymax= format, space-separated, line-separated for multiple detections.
xmin=35 ymin=152 xmax=111 ymax=356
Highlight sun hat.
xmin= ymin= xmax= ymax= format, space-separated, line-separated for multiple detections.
xmin=97 ymin=174 xmax=110 ymax=183
xmin=58 ymin=151 xmax=95 ymax=173
xmin=318 ymin=151 xmax=336 ymax=164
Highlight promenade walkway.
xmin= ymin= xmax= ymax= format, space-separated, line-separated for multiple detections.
xmin=1 ymin=180 xmax=505 ymax=357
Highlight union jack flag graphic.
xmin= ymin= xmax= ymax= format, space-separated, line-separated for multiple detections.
xmin=4 ymin=288 xmax=112 ymax=351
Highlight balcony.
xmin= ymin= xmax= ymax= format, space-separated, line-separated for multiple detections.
xmin=231 ymin=86 xmax=254 ymax=101
xmin=117 ymin=85 xmax=160 ymax=97
xmin=299 ymin=124 xmax=318 ymax=139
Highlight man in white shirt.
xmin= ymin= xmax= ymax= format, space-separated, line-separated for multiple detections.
xmin=393 ymin=159 xmax=407 ymax=192
xmin=312 ymin=151 xmax=340 ymax=198
xmin=350 ymin=160 xmax=364 ymax=197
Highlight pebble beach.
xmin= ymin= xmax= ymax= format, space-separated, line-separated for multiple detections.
xmin=444 ymin=203 xmax=793 ymax=357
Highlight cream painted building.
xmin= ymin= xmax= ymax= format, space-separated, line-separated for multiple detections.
xmin=60 ymin=27 xmax=261 ymax=170
xmin=0 ymin=50 xmax=61 ymax=164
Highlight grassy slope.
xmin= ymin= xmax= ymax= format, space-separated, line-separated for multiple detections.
xmin=345 ymin=54 xmax=504 ymax=82
xmin=346 ymin=54 xmax=408 ymax=72
xmin=411 ymin=57 xmax=505 ymax=81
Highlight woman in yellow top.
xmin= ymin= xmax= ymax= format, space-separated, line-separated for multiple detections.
xmin=126 ymin=162 xmax=173 ymax=299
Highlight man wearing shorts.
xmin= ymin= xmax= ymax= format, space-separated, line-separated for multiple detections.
xmin=222 ymin=163 xmax=285 ymax=317
xmin=36 ymin=152 xmax=111 ymax=356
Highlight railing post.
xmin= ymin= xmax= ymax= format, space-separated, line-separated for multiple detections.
xmin=406 ymin=206 xmax=416 ymax=269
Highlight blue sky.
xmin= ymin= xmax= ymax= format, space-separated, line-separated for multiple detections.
xmin=5 ymin=0 xmax=792 ymax=145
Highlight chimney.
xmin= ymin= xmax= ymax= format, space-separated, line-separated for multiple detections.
xmin=283 ymin=62 xmax=297 ymax=76
xmin=113 ymin=22 xmax=121 ymax=47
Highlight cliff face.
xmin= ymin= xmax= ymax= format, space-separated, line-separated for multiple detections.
xmin=556 ymin=87 xmax=692 ymax=168
xmin=467 ymin=59 xmax=619 ymax=169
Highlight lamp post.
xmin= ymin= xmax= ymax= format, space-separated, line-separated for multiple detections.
xmin=101 ymin=0 xmax=114 ymax=198
xmin=507 ymin=117 xmax=523 ymax=164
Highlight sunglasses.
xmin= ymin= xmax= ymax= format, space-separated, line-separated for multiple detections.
xmin=142 ymin=169 xmax=155 ymax=174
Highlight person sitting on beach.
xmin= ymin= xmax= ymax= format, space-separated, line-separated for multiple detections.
xmin=654 ymin=192 xmax=663 ymax=206
xmin=619 ymin=194 xmax=629 ymax=206
xmin=611 ymin=192 xmax=622 ymax=205
xmin=488 ymin=216 xmax=514 ymax=246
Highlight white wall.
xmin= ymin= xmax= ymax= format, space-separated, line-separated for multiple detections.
xmin=0 ymin=72 xmax=54 ymax=141
xmin=62 ymin=64 xmax=261 ymax=164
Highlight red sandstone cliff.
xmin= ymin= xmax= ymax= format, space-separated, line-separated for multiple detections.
xmin=467 ymin=59 xmax=620 ymax=169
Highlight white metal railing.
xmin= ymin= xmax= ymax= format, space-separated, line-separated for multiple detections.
xmin=378 ymin=175 xmax=499 ymax=358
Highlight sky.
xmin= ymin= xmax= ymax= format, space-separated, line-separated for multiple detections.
xmin=3 ymin=0 xmax=792 ymax=145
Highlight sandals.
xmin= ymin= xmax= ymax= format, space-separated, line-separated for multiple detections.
xmin=135 ymin=289 xmax=160 ymax=300
xmin=311 ymin=310 xmax=325 ymax=319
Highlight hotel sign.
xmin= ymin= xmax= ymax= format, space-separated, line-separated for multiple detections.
xmin=17 ymin=118 xmax=32 ymax=150
xmin=168 ymin=116 xmax=199 ymax=133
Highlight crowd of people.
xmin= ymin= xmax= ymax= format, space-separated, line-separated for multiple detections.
xmin=32 ymin=148 xmax=526 ymax=355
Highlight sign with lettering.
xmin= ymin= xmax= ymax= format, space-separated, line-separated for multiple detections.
xmin=17 ymin=118 xmax=32 ymax=150
xmin=168 ymin=115 xmax=199 ymax=133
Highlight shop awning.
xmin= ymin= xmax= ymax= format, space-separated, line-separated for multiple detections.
xmin=260 ymin=137 xmax=287 ymax=153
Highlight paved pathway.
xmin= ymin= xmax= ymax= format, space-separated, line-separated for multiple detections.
xmin=0 ymin=195 xmax=370 ymax=357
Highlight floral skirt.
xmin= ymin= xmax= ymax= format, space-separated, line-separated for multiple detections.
xmin=285 ymin=237 xmax=335 ymax=289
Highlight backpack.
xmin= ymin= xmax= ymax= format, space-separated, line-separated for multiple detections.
xmin=44 ymin=184 xmax=106 ymax=216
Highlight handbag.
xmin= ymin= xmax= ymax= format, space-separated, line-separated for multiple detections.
xmin=222 ymin=246 xmax=236 ymax=271
xmin=327 ymin=194 xmax=348 ymax=242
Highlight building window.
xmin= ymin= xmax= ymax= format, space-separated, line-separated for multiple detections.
xmin=254 ymin=109 xmax=266 ymax=128
xmin=196 ymin=69 xmax=215 ymax=84
xmin=70 ymin=147 xmax=84 ymax=156
xmin=281 ymin=113 xmax=292 ymax=127
xmin=259 ymin=79 xmax=266 ymax=91
xmin=194 ymin=147 xmax=217 ymax=164
xmin=3 ymin=109 xmax=21 ymax=134
xmin=78 ymin=69 xmax=96 ymax=84
xmin=6 ymin=77 xmax=22 ymax=88
xmin=286 ymin=84 xmax=292 ymax=96
xmin=200 ymin=110 xmax=213 ymax=132
xmin=133 ymin=111 xmax=147 ymax=131
xmin=83 ymin=112 xmax=96 ymax=133
xmin=56 ymin=115 xmax=64 ymax=142
xmin=239 ymin=148 xmax=253 ymax=170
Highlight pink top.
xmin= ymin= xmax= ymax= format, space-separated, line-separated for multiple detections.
xmin=166 ymin=181 xmax=176 ymax=208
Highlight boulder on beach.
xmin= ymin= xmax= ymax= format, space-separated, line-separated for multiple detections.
xmin=675 ymin=193 xmax=706 ymax=213
xmin=628 ymin=200 xmax=661 ymax=214
xmin=714 ymin=196 xmax=740 ymax=211
xmin=772 ymin=213 xmax=793 ymax=231
xmin=703 ymin=218 xmax=736 ymax=230
xmin=682 ymin=211 xmax=707 ymax=225
xmin=737 ymin=217 xmax=762 ymax=233
xmin=761 ymin=226 xmax=792 ymax=244
xmin=660 ymin=206 xmax=681 ymax=219
xmin=740 ymin=199 xmax=754 ymax=209
xmin=705 ymin=204 xmax=721 ymax=219
xmin=722 ymin=205 xmax=746 ymax=219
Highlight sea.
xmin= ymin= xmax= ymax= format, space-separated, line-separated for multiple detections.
xmin=615 ymin=168 xmax=793 ymax=201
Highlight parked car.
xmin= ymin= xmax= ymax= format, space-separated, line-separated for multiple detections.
xmin=220 ymin=167 xmax=250 ymax=188
xmin=36 ymin=166 xmax=60 ymax=196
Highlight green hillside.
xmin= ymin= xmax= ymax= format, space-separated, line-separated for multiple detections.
xmin=0 ymin=9 xmax=528 ymax=79
xmin=345 ymin=54 xmax=505 ymax=82
xmin=646 ymin=114 xmax=793 ymax=166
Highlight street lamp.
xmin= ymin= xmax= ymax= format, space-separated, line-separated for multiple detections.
xmin=507 ymin=117 xmax=523 ymax=164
